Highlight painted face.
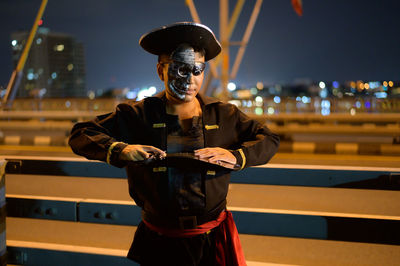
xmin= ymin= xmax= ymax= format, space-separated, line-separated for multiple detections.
xmin=166 ymin=44 xmax=206 ymax=100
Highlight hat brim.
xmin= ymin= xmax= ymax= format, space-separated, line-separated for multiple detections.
xmin=139 ymin=22 xmax=221 ymax=61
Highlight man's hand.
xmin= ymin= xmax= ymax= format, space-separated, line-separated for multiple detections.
xmin=119 ymin=145 xmax=166 ymax=161
xmin=194 ymin=147 xmax=237 ymax=169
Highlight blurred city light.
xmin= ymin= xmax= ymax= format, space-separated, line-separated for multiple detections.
xmin=374 ymin=92 xmax=387 ymax=98
xmin=55 ymin=44 xmax=64 ymax=52
xmin=27 ymin=73 xmax=34 ymax=80
xmin=148 ymin=86 xmax=157 ymax=95
xmin=126 ymin=90 xmax=137 ymax=100
xmin=273 ymin=96 xmax=281 ymax=104
xmin=137 ymin=86 xmax=157 ymax=101
xmin=255 ymin=107 xmax=263 ymax=115
xmin=321 ymin=100 xmax=330 ymax=109
xmin=256 ymin=82 xmax=264 ymax=90
xmin=319 ymin=89 xmax=328 ymax=98
xmin=87 ymin=91 xmax=95 ymax=100
xmin=332 ymin=81 xmax=339 ymax=88
xmin=319 ymin=81 xmax=326 ymax=89
xmin=321 ymin=108 xmax=330 ymax=116
xmin=227 ymin=82 xmax=236 ymax=91
xmin=255 ymin=96 xmax=263 ymax=103
xmin=302 ymin=96 xmax=311 ymax=104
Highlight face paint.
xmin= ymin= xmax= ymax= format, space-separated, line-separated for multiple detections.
xmin=166 ymin=44 xmax=205 ymax=100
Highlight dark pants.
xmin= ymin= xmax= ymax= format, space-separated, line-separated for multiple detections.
xmin=128 ymin=222 xmax=216 ymax=266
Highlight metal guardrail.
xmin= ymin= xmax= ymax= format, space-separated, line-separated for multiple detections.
xmin=3 ymin=157 xmax=400 ymax=265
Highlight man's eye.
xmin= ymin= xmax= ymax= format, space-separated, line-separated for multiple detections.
xmin=178 ymin=66 xmax=191 ymax=77
xmin=192 ymin=67 xmax=201 ymax=76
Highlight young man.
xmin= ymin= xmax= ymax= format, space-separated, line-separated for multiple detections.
xmin=69 ymin=22 xmax=279 ymax=266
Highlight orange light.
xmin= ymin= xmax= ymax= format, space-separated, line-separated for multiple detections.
xmin=383 ymin=81 xmax=388 ymax=87
xmin=389 ymin=81 xmax=394 ymax=87
xmin=364 ymin=83 xmax=370 ymax=90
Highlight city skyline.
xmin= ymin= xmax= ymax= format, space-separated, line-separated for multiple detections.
xmin=1 ymin=0 xmax=399 ymax=92
xmin=11 ymin=28 xmax=86 ymax=98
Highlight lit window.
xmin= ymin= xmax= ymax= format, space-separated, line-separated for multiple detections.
xmin=27 ymin=73 xmax=34 ymax=80
xmin=54 ymin=44 xmax=64 ymax=51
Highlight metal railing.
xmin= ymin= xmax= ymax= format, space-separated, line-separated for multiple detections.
xmin=1 ymin=157 xmax=400 ymax=265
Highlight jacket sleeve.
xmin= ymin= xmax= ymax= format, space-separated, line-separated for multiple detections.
xmin=230 ymin=106 xmax=280 ymax=170
xmin=68 ymin=105 xmax=132 ymax=168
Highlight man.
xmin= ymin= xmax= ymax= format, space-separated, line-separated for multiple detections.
xmin=69 ymin=22 xmax=279 ymax=266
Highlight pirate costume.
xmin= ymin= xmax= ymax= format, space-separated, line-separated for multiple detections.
xmin=69 ymin=22 xmax=279 ymax=266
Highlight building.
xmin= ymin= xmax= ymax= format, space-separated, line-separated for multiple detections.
xmin=10 ymin=27 xmax=86 ymax=98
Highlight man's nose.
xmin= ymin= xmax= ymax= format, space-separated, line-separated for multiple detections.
xmin=185 ymin=72 xmax=192 ymax=84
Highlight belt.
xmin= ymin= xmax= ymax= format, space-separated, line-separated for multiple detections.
xmin=142 ymin=200 xmax=226 ymax=230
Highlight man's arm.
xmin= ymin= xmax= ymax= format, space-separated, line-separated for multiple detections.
xmin=230 ymin=107 xmax=280 ymax=169
xmin=195 ymin=104 xmax=279 ymax=170
xmin=69 ymin=104 xmax=165 ymax=167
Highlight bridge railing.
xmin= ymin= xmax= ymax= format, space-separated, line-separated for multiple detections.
xmin=1 ymin=157 xmax=400 ymax=265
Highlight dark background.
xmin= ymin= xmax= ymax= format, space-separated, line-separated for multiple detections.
xmin=1 ymin=0 xmax=399 ymax=91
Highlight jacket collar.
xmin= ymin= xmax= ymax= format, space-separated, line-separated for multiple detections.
xmin=150 ymin=90 xmax=220 ymax=106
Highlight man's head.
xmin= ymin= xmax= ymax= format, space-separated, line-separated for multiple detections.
xmin=157 ymin=44 xmax=205 ymax=102
xmin=139 ymin=22 xmax=221 ymax=102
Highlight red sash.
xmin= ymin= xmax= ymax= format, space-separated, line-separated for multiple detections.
xmin=142 ymin=210 xmax=247 ymax=266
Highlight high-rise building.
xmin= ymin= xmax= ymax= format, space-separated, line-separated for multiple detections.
xmin=10 ymin=27 xmax=86 ymax=98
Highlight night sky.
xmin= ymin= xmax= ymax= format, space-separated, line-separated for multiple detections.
xmin=1 ymin=0 xmax=399 ymax=91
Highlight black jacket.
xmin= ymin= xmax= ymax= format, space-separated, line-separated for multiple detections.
xmin=69 ymin=92 xmax=279 ymax=218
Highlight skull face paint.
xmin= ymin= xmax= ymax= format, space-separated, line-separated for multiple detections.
xmin=166 ymin=44 xmax=205 ymax=100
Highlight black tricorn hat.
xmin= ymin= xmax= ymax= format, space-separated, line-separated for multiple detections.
xmin=139 ymin=22 xmax=221 ymax=61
